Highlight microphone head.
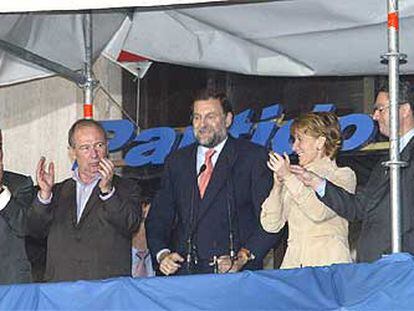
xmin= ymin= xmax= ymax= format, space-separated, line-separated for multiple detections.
xmin=289 ymin=153 xmax=299 ymax=165
xmin=199 ymin=164 xmax=207 ymax=175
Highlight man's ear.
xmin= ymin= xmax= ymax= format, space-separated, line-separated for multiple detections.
xmin=68 ymin=146 xmax=76 ymax=161
xmin=400 ymin=102 xmax=411 ymax=118
xmin=225 ymin=112 xmax=233 ymax=129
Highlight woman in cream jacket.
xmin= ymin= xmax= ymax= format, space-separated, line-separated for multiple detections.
xmin=261 ymin=112 xmax=356 ymax=269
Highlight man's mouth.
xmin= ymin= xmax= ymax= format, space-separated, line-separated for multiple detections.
xmin=197 ymin=130 xmax=212 ymax=137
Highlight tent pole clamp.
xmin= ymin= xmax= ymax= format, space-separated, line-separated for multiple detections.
xmin=380 ymin=52 xmax=407 ymax=64
xmin=382 ymin=160 xmax=408 ymax=169
xmin=78 ymin=76 xmax=99 ymax=90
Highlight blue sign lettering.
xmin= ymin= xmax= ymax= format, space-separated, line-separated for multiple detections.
xmin=124 ymin=127 xmax=177 ymax=166
xmin=101 ymin=103 xmax=376 ymax=167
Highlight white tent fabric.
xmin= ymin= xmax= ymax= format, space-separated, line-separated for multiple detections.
xmin=106 ymin=0 xmax=414 ymax=77
xmin=0 ymin=0 xmax=224 ymax=86
xmin=2 ymin=0 xmax=414 ymax=86
xmin=0 ymin=12 xmax=127 ymax=86
xmin=0 ymin=0 xmax=223 ymax=13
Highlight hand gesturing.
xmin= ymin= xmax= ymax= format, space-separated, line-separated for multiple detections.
xmin=98 ymin=157 xmax=115 ymax=193
xmin=36 ymin=156 xmax=55 ymax=200
xmin=267 ymin=152 xmax=291 ymax=182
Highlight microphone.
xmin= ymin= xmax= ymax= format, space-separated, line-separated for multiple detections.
xmin=288 ymin=153 xmax=299 ymax=165
xmin=186 ymin=163 xmax=207 ymax=273
xmin=198 ymin=164 xmax=207 ymax=177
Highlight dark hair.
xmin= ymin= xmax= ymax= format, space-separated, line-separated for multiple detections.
xmin=68 ymin=119 xmax=107 ymax=147
xmin=376 ymin=77 xmax=414 ymax=111
xmin=191 ymin=88 xmax=233 ymax=115
xmin=290 ymin=112 xmax=342 ymax=159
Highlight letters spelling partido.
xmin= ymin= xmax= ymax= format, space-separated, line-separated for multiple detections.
xmin=101 ymin=104 xmax=376 ymax=167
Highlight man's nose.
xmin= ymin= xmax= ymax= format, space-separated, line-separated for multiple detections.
xmin=372 ymin=110 xmax=379 ymax=121
xmin=90 ymin=147 xmax=99 ymax=157
xmin=197 ymin=116 xmax=209 ymax=127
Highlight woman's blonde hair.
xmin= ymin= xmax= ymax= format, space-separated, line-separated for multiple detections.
xmin=290 ymin=112 xmax=342 ymax=159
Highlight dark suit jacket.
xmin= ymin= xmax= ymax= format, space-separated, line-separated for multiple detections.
xmin=146 ymin=137 xmax=281 ymax=274
xmin=0 ymin=171 xmax=35 ymax=284
xmin=29 ymin=175 xmax=141 ymax=282
xmin=320 ymin=136 xmax=414 ymax=263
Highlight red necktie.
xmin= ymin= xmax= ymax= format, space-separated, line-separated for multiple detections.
xmin=198 ymin=149 xmax=216 ymax=198
xmin=133 ymin=249 xmax=149 ymax=277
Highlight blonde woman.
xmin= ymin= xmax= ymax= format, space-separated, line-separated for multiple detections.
xmin=261 ymin=112 xmax=356 ymax=269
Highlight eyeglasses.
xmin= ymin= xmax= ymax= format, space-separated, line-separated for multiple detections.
xmin=75 ymin=142 xmax=106 ymax=153
xmin=373 ymin=103 xmax=406 ymax=114
xmin=373 ymin=105 xmax=390 ymax=113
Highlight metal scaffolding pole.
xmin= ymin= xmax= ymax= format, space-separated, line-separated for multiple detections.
xmin=385 ymin=0 xmax=404 ymax=253
xmin=0 ymin=39 xmax=86 ymax=85
xmin=83 ymin=13 xmax=94 ymax=119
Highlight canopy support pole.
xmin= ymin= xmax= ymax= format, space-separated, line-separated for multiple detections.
xmin=386 ymin=0 xmax=404 ymax=253
xmin=83 ymin=12 xmax=95 ymax=119
xmin=0 ymin=39 xmax=86 ymax=85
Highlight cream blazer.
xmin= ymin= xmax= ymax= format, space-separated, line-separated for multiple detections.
xmin=261 ymin=157 xmax=356 ymax=269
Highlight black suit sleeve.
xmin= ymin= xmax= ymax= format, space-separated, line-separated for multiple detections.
xmin=0 ymin=174 xmax=35 ymax=237
xmin=146 ymin=157 xmax=177 ymax=260
xmin=319 ymin=180 xmax=367 ymax=222
xmin=28 ymin=189 xmax=56 ymax=239
xmin=100 ymin=177 xmax=142 ymax=236
xmin=243 ymin=148 xmax=284 ymax=266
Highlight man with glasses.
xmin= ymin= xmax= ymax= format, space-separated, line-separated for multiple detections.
xmin=291 ymin=78 xmax=414 ymax=263
xmin=30 ymin=119 xmax=141 ymax=282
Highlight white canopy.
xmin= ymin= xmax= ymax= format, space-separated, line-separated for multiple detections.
xmin=0 ymin=0 xmax=222 ymax=13
xmin=1 ymin=0 xmax=414 ymax=86
xmin=0 ymin=12 xmax=127 ymax=85
xmin=106 ymin=0 xmax=414 ymax=77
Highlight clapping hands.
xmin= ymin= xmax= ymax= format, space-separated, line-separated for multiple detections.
xmin=267 ymin=152 xmax=292 ymax=182
xmin=267 ymin=152 xmax=323 ymax=190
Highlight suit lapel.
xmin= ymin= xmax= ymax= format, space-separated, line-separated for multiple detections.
xmin=59 ymin=179 xmax=78 ymax=227
xmin=375 ymin=136 xmax=414 ymax=188
xmin=77 ymin=184 xmax=100 ymax=226
xmin=2 ymin=173 xmax=14 ymax=193
xmin=400 ymin=136 xmax=414 ymax=163
xmin=174 ymin=144 xmax=199 ymax=225
xmin=196 ymin=138 xmax=238 ymax=223
xmin=366 ymin=137 xmax=414 ymax=210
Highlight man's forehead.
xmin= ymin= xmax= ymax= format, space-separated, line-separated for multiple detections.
xmin=75 ymin=125 xmax=104 ymax=136
xmin=375 ymin=91 xmax=390 ymax=104
xmin=193 ymin=99 xmax=223 ymax=113
xmin=73 ymin=125 xmax=105 ymax=144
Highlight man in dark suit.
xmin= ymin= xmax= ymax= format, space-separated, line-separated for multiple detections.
xmin=30 ymin=119 xmax=141 ymax=282
xmin=146 ymin=89 xmax=281 ymax=275
xmin=0 ymin=130 xmax=35 ymax=284
xmin=291 ymin=78 xmax=414 ymax=263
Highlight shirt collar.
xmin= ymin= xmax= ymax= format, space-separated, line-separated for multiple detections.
xmin=198 ymin=136 xmax=228 ymax=156
xmin=400 ymin=127 xmax=414 ymax=152
xmin=72 ymin=168 xmax=100 ymax=185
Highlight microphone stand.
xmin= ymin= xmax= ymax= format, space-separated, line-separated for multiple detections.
xmin=186 ymin=164 xmax=206 ymax=274
xmin=211 ymin=158 xmax=237 ymax=274
xmin=226 ymin=175 xmax=237 ymax=263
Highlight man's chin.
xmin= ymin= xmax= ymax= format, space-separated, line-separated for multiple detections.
xmin=198 ymin=141 xmax=215 ymax=148
xmin=195 ymin=136 xmax=213 ymax=147
xmin=88 ymin=167 xmax=100 ymax=176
